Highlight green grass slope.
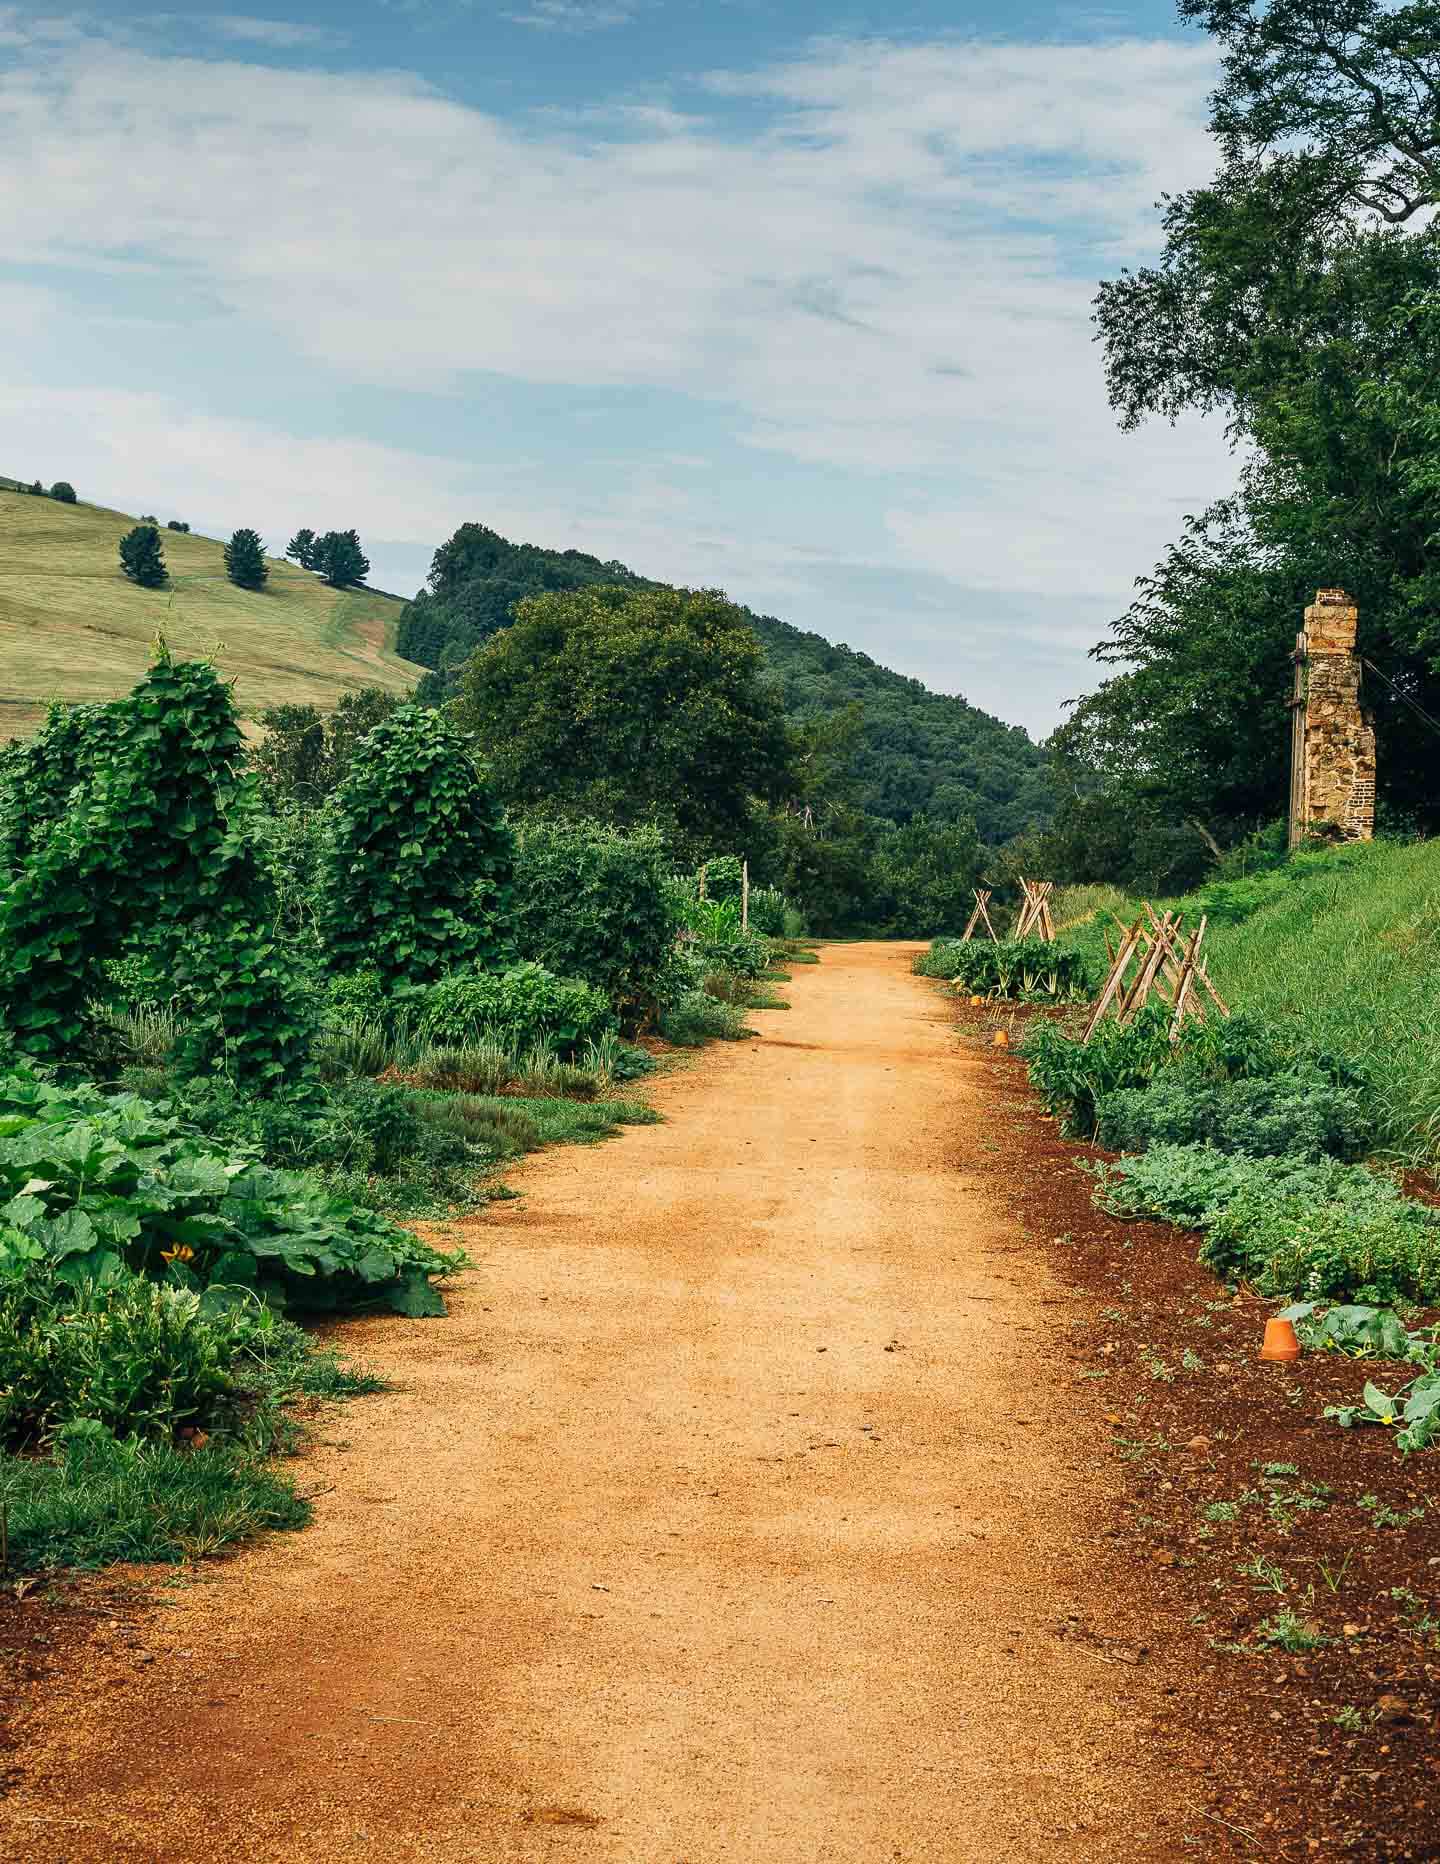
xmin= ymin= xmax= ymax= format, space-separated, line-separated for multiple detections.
xmin=1055 ymin=839 xmax=1440 ymax=1166
xmin=0 ymin=489 xmax=423 ymax=739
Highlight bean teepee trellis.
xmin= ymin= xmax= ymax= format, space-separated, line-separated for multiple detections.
xmin=1013 ymin=879 xmax=1055 ymax=942
xmin=1082 ymin=904 xmax=1230 ymax=1042
xmin=959 ymin=889 xmax=1000 ymax=942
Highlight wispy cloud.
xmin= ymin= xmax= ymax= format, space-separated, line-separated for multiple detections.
xmin=502 ymin=1 xmax=638 ymax=30
xmin=0 ymin=25 xmax=1232 ymax=725
xmin=204 ymin=16 xmax=347 ymax=48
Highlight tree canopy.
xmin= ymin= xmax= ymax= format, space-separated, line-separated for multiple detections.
xmin=453 ymin=584 xmax=792 ymax=859
xmin=1067 ymin=0 xmax=1440 ymax=886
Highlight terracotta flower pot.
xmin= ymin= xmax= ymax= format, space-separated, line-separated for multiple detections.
xmin=1259 ymin=1317 xmax=1301 ymax=1363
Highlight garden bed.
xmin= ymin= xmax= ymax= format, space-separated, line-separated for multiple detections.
xmin=955 ymin=999 xmax=1440 ymax=1859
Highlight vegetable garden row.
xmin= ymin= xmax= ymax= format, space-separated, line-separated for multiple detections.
xmin=0 ymin=650 xmax=808 ymax=1569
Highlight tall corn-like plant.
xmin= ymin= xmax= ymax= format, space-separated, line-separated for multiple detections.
xmin=319 ymin=705 xmax=514 ymax=994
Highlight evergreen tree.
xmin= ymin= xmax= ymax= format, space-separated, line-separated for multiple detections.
xmin=286 ymin=527 xmax=318 ymax=570
xmin=28 ymin=480 xmax=42 ymax=496
xmin=50 ymin=482 xmax=76 ymax=504
xmin=224 ymin=526 xmax=268 ymax=590
xmin=118 ymin=524 xmax=167 ymax=589
xmin=312 ymin=528 xmax=370 ymax=589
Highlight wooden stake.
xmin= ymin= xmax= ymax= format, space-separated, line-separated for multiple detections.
xmin=1082 ymin=917 xmax=1143 ymax=1040
xmin=741 ymin=858 xmax=750 ymax=932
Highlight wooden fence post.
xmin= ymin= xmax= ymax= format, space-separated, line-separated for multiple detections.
xmin=741 ymin=859 xmax=749 ymax=932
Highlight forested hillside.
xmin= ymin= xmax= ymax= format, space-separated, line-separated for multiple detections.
xmin=398 ymin=522 xmax=1050 ymax=844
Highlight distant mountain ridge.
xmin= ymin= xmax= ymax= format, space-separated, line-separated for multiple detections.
xmin=398 ymin=522 xmax=1050 ymax=843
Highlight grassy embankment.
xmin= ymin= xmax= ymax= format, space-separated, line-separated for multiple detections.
xmin=0 ymin=488 xmax=421 ymax=739
xmin=1054 ymin=840 xmax=1440 ymax=1168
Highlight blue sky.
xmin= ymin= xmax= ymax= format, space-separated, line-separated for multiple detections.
xmin=0 ymin=1 xmax=1232 ymax=734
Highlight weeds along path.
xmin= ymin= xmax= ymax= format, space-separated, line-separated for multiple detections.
xmin=3 ymin=944 xmax=1183 ymax=1862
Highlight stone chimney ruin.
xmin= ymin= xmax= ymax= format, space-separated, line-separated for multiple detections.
xmin=1287 ymin=589 xmax=1376 ymax=847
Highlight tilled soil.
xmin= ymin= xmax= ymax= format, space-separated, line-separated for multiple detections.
xmin=0 ymin=943 xmax=1199 ymax=1863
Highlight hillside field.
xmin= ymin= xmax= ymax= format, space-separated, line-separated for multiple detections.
xmin=0 ymin=489 xmax=423 ymax=738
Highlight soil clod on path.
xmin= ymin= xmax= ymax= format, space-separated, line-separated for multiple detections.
xmin=1 ymin=944 xmax=1185 ymax=1862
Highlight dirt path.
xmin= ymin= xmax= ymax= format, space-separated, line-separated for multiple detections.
xmin=4 ymin=944 xmax=1184 ymax=1863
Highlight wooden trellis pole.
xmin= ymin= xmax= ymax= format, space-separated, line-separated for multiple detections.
xmin=960 ymin=888 xmax=999 ymax=942
xmin=1083 ymin=904 xmax=1229 ymax=1042
xmin=1014 ymin=878 xmax=1055 ymax=941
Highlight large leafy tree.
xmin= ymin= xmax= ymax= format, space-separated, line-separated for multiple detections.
xmin=252 ymin=687 xmax=403 ymax=809
xmin=454 ymin=585 xmax=794 ymax=859
xmin=1072 ymin=0 xmax=1440 ymax=870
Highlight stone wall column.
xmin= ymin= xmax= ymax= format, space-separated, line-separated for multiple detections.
xmin=1295 ymin=588 xmax=1376 ymax=842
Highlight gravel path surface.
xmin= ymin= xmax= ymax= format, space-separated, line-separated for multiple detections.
xmin=4 ymin=942 xmax=1180 ymax=1862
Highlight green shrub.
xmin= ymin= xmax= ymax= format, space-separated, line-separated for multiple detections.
xmin=320 ymin=704 xmax=514 ymax=993
xmin=1095 ymin=1070 xmax=1371 ymax=1161
xmin=1021 ymin=1007 xmax=1180 ymax=1137
xmin=510 ymin=819 xmax=677 ymax=1018
xmin=409 ymin=1038 xmax=515 ymax=1096
xmin=920 ymin=937 xmax=1095 ymax=1001
xmin=748 ymin=886 xmax=793 ymax=936
xmin=414 ymin=962 xmax=614 ymax=1056
xmin=659 ymin=990 xmax=754 ymax=1045
xmin=314 ymin=1018 xmax=393 ymax=1083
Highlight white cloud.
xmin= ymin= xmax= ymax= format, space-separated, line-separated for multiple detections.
xmin=204 ymin=16 xmax=347 ymax=48
xmin=502 ymin=1 xmax=637 ymax=27
xmin=0 ymin=26 xmax=1235 ymax=721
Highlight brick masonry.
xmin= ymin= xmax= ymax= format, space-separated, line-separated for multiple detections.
xmin=1298 ymin=589 xmax=1376 ymax=841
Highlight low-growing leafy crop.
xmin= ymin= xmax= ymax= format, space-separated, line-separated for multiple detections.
xmin=413 ymin=962 xmax=615 ymax=1056
xmin=0 ymin=1068 xmax=465 ymax=1314
xmin=1090 ymin=1144 xmax=1440 ymax=1305
xmin=917 ymin=937 xmax=1095 ymax=1001
xmin=1095 ymin=1069 xmax=1370 ymax=1161
xmin=1022 ymin=1007 xmax=1180 ymax=1137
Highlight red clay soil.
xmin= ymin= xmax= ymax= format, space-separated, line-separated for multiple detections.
xmin=1 ymin=944 xmax=1431 ymax=1860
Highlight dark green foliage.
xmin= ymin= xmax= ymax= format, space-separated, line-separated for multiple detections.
xmin=401 ymin=521 xmax=1049 ymax=845
xmin=916 ymin=937 xmax=1095 ymax=1002
xmin=224 ymin=526 xmax=268 ymax=590
xmin=397 ymin=520 xmax=649 ymax=672
xmin=118 ymin=523 xmax=167 ymax=588
xmin=252 ymin=687 xmax=403 ymax=808
xmin=1095 ymin=1070 xmax=1371 ymax=1162
xmin=509 ymin=818 xmax=679 ymax=1017
xmin=455 ymin=584 xmax=792 ymax=860
xmin=0 ymin=1068 xmax=464 ymax=1312
xmin=1090 ymin=1144 xmax=1440 ymax=1306
xmin=414 ymin=962 xmax=615 ymax=1055
xmin=166 ymin=520 xmax=190 ymax=533
xmin=312 ymin=528 xmax=369 ymax=589
xmin=0 ymin=700 xmax=124 ymax=877
xmin=286 ymin=527 xmax=318 ymax=570
xmin=319 ymin=704 xmax=514 ymax=992
xmin=868 ymin=816 xmax=983 ymax=936
xmin=1021 ymin=1007 xmax=1183 ymax=1138
xmin=0 ymin=1265 xmax=256 ymax=1449
xmin=0 ymin=655 xmax=311 ymax=1089
xmin=28 ymin=480 xmax=42 ymax=496
xmin=49 ymin=481 xmax=76 ymax=503
xmin=658 ymin=991 xmax=755 ymax=1045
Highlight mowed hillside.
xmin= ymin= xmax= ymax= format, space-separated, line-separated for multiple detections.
xmin=0 ymin=490 xmax=423 ymax=739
